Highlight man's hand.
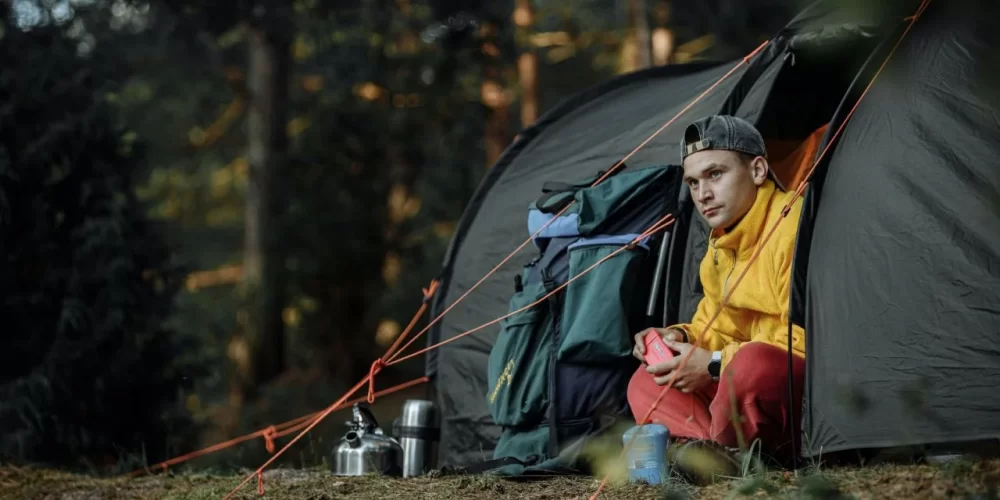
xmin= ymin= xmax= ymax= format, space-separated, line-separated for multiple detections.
xmin=632 ymin=327 xmax=686 ymax=363
xmin=644 ymin=338 xmax=713 ymax=393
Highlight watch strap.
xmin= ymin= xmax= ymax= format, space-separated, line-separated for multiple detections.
xmin=708 ymin=350 xmax=723 ymax=380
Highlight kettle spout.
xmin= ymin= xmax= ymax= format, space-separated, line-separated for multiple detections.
xmin=345 ymin=431 xmax=362 ymax=448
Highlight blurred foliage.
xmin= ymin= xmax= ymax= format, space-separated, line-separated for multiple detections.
xmin=0 ymin=12 xmax=200 ymax=469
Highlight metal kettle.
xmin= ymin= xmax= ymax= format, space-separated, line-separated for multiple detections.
xmin=331 ymin=403 xmax=402 ymax=476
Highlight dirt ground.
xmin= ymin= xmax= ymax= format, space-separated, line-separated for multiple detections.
xmin=4 ymin=457 xmax=999 ymax=500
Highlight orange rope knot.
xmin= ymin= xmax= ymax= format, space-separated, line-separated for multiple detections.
xmin=262 ymin=425 xmax=278 ymax=454
xmin=367 ymin=359 xmax=385 ymax=403
xmin=422 ymin=279 xmax=440 ymax=302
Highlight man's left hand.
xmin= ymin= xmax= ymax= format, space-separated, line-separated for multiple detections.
xmin=644 ymin=338 xmax=714 ymax=393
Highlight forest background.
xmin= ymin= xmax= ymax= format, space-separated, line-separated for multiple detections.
xmin=0 ymin=0 xmax=803 ymax=474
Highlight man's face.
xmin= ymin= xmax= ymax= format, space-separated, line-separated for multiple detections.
xmin=682 ymin=150 xmax=768 ymax=230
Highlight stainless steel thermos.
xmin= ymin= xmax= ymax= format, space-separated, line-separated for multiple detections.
xmin=332 ymin=403 xmax=403 ymax=476
xmin=393 ymin=399 xmax=440 ymax=477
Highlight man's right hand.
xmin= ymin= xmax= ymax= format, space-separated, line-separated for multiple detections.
xmin=632 ymin=327 xmax=687 ymax=363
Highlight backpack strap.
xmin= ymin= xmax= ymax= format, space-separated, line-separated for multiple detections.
xmin=533 ymin=163 xmax=628 ymax=214
xmin=534 ymin=178 xmax=592 ymax=214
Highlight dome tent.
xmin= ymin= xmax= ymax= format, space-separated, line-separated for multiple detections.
xmin=424 ymin=0 xmax=1000 ymax=469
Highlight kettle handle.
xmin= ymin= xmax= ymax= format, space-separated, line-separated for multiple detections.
xmin=352 ymin=403 xmax=379 ymax=430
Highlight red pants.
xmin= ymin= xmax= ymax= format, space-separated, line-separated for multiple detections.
xmin=627 ymin=342 xmax=805 ymax=463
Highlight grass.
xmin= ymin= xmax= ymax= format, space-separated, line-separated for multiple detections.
xmin=4 ymin=457 xmax=999 ymax=500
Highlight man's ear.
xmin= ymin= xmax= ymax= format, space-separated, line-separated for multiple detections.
xmin=750 ymin=156 xmax=769 ymax=186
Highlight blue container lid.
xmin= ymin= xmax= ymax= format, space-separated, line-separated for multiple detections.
xmin=623 ymin=423 xmax=669 ymax=440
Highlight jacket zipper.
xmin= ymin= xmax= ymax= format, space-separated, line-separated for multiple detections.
xmin=723 ymin=252 xmax=736 ymax=296
xmin=713 ymin=238 xmax=737 ymax=297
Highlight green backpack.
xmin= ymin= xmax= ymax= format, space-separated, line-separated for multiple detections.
xmin=482 ymin=164 xmax=682 ymax=476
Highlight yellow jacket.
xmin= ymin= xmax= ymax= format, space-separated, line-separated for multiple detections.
xmin=669 ymin=179 xmax=806 ymax=371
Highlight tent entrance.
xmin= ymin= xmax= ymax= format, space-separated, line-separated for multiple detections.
xmin=750 ymin=34 xmax=881 ymax=190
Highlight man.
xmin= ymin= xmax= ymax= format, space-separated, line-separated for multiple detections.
xmin=627 ymin=115 xmax=806 ymax=481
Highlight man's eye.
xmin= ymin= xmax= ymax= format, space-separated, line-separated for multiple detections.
xmin=710 ymin=170 xmax=722 ymax=179
xmin=688 ymin=180 xmax=698 ymax=188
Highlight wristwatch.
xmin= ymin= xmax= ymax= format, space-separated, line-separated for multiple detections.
xmin=708 ymin=351 xmax=722 ymax=381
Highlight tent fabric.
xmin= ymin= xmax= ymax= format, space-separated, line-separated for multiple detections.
xmin=427 ymin=0 xmax=1000 ymax=468
xmin=800 ymin=0 xmax=1000 ymax=455
xmin=425 ymin=61 xmax=758 ymax=467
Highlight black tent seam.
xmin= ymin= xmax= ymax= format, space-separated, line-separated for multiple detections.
xmin=719 ymin=35 xmax=791 ymax=116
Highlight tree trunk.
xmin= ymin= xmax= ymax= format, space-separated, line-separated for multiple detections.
xmin=481 ymin=21 xmax=510 ymax=168
xmin=240 ymin=21 xmax=290 ymax=395
xmin=625 ymin=0 xmax=653 ymax=71
xmin=514 ymin=0 xmax=539 ymax=128
xmin=652 ymin=0 xmax=675 ymax=65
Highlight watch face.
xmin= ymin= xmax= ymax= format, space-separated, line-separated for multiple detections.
xmin=708 ymin=360 xmax=721 ymax=377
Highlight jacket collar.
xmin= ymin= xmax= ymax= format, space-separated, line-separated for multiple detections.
xmin=709 ymin=179 xmax=778 ymax=258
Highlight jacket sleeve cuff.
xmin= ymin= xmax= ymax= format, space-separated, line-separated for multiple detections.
xmin=665 ymin=324 xmax=691 ymax=343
